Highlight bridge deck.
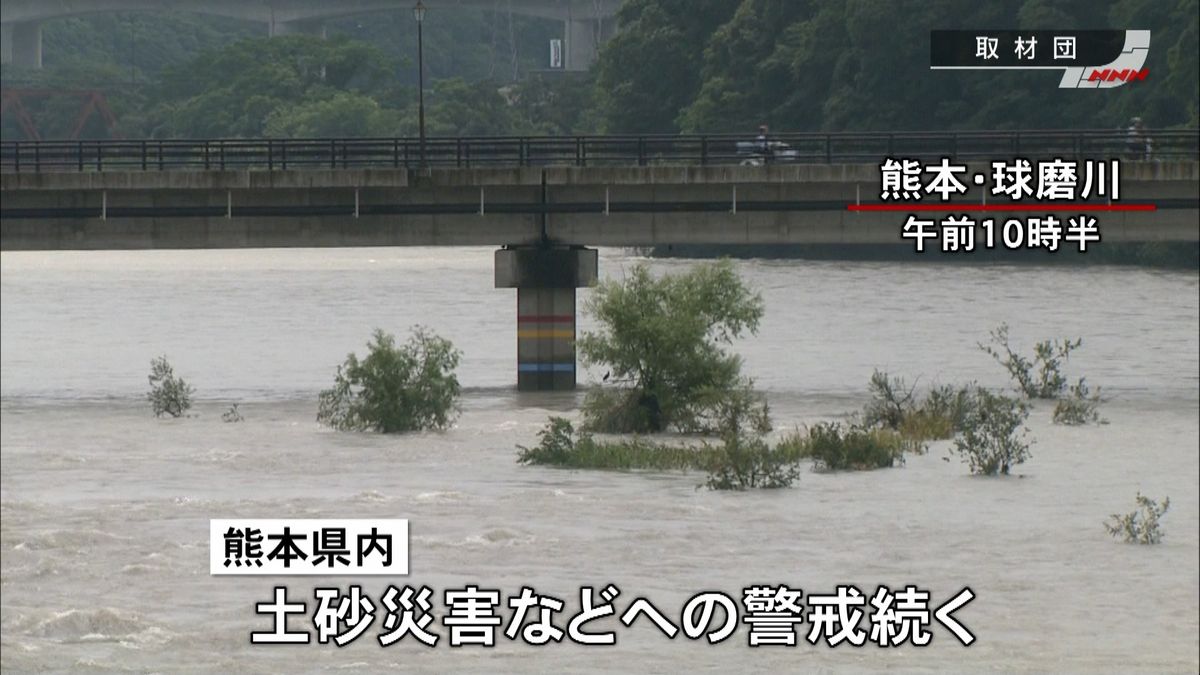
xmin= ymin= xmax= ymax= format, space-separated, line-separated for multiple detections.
xmin=2 ymin=132 xmax=1197 ymax=250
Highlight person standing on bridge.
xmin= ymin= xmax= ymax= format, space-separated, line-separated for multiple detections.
xmin=1126 ymin=117 xmax=1150 ymax=160
xmin=756 ymin=124 xmax=773 ymax=164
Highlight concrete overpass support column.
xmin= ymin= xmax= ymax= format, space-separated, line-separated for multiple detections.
xmin=5 ymin=21 xmax=42 ymax=69
xmin=495 ymin=246 xmax=598 ymax=391
xmin=564 ymin=19 xmax=598 ymax=71
xmin=1 ymin=24 xmax=13 ymax=65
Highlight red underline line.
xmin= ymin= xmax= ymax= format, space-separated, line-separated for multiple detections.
xmin=847 ymin=203 xmax=1156 ymax=212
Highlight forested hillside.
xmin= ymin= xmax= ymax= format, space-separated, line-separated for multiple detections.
xmin=595 ymin=0 xmax=1198 ymax=133
xmin=1 ymin=0 xmax=1196 ymax=140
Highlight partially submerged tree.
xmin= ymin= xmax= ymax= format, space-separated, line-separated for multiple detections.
xmin=953 ymin=389 xmax=1031 ymax=476
xmin=577 ymin=260 xmax=765 ymax=433
xmin=1106 ymin=492 xmax=1170 ymax=544
xmin=979 ymin=323 xmax=1082 ymax=399
xmin=1053 ymin=378 xmax=1105 ymax=425
xmin=147 ymin=356 xmax=194 ymax=418
xmin=318 ymin=327 xmax=461 ymax=433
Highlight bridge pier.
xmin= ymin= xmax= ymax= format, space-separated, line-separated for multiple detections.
xmin=495 ymin=246 xmax=597 ymax=391
xmin=1 ymin=21 xmax=42 ymax=69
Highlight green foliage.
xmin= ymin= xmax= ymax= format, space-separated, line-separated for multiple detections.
xmin=861 ymin=371 xmax=970 ymax=445
xmin=317 ymin=327 xmax=461 ymax=433
xmin=701 ymin=391 xmax=799 ymax=489
xmin=777 ymin=423 xmax=906 ymax=472
xmin=596 ymin=0 xmax=1200 ymax=133
xmin=517 ymin=397 xmax=800 ymax=491
xmin=594 ymin=0 xmax=740 ymax=133
xmin=578 ymin=260 xmax=765 ymax=434
xmin=516 ymin=417 xmax=700 ymax=471
xmin=702 ymin=432 xmax=800 ymax=490
xmin=264 ymin=92 xmax=404 ymax=138
xmin=1053 ymin=378 xmax=1106 ymax=425
xmin=150 ymin=35 xmax=397 ymax=138
xmin=505 ymin=73 xmax=601 ymax=135
xmin=862 ymin=370 xmax=916 ymax=430
xmin=1105 ymin=492 xmax=1170 ymax=544
xmin=147 ymin=356 xmax=193 ymax=418
xmin=979 ymin=323 xmax=1082 ymax=399
xmin=221 ymin=403 xmax=244 ymax=423
xmin=953 ymin=389 xmax=1031 ymax=476
xmin=919 ymin=384 xmax=974 ymax=433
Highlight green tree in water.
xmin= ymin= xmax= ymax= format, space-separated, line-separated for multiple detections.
xmin=318 ymin=327 xmax=462 ymax=433
xmin=578 ymin=260 xmax=765 ymax=433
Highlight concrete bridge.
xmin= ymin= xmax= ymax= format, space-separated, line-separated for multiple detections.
xmin=3 ymin=131 xmax=1198 ymax=390
xmin=1 ymin=0 xmax=619 ymax=70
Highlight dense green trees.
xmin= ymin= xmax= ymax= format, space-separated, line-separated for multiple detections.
xmin=2 ymin=0 xmax=1195 ymax=140
xmin=599 ymin=0 xmax=1199 ymax=133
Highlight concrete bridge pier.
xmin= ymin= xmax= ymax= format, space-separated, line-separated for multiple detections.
xmin=495 ymin=246 xmax=597 ymax=391
xmin=1 ymin=21 xmax=42 ymax=68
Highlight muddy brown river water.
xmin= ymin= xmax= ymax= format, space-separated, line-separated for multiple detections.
xmin=2 ymin=248 xmax=1197 ymax=673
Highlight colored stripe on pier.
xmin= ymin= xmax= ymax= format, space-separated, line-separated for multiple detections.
xmin=517 ymin=329 xmax=574 ymax=338
xmin=517 ymin=315 xmax=575 ymax=324
xmin=517 ymin=363 xmax=576 ymax=372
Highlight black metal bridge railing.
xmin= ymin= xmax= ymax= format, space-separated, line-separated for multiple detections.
xmin=1 ymin=129 xmax=1197 ymax=173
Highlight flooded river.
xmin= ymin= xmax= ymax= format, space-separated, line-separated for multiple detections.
xmin=2 ymin=248 xmax=1197 ymax=673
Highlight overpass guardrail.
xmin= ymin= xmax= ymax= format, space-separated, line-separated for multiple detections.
xmin=1 ymin=129 xmax=1197 ymax=173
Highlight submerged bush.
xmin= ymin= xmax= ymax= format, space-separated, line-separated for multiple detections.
xmin=317 ymin=327 xmax=461 ymax=433
xmin=917 ymin=383 xmax=974 ymax=435
xmin=703 ymin=433 xmax=801 ymax=490
xmin=862 ymin=372 xmax=971 ymax=444
xmin=778 ymin=422 xmax=906 ymax=471
xmin=1105 ymin=492 xmax=1170 ymax=544
xmin=979 ymin=323 xmax=1081 ymax=399
xmin=862 ymin=370 xmax=916 ymax=430
xmin=517 ymin=417 xmax=703 ymax=471
xmin=701 ymin=389 xmax=798 ymax=490
xmin=518 ymin=395 xmax=800 ymax=491
xmin=1052 ymin=378 xmax=1105 ymax=425
xmin=953 ymin=389 xmax=1031 ymax=475
xmin=147 ymin=356 xmax=194 ymax=418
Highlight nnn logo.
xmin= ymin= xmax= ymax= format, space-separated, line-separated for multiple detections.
xmin=1088 ymin=68 xmax=1148 ymax=83
xmin=1059 ymin=30 xmax=1150 ymax=88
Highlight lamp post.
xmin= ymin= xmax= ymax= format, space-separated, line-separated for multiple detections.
xmin=413 ymin=1 xmax=427 ymax=167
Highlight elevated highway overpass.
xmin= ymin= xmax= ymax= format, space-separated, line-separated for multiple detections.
xmin=1 ymin=0 xmax=619 ymax=70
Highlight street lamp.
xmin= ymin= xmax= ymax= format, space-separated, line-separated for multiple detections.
xmin=413 ymin=1 xmax=427 ymax=167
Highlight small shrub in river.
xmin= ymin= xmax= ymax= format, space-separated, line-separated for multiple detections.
xmin=516 ymin=417 xmax=701 ymax=471
xmin=778 ymin=422 xmax=906 ymax=471
xmin=317 ymin=327 xmax=461 ymax=433
xmin=862 ymin=370 xmax=916 ymax=430
xmin=222 ymin=403 xmax=244 ymax=423
xmin=953 ymin=389 xmax=1031 ymax=475
xmin=1105 ymin=492 xmax=1170 ymax=544
xmin=1052 ymin=378 xmax=1105 ymax=425
xmin=701 ymin=391 xmax=798 ymax=490
xmin=918 ymin=383 xmax=974 ymax=434
xmin=862 ymin=372 xmax=971 ymax=444
xmin=979 ymin=323 xmax=1081 ymax=399
xmin=703 ymin=433 xmax=800 ymax=490
xmin=147 ymin=356 xmax=194 ymax=418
